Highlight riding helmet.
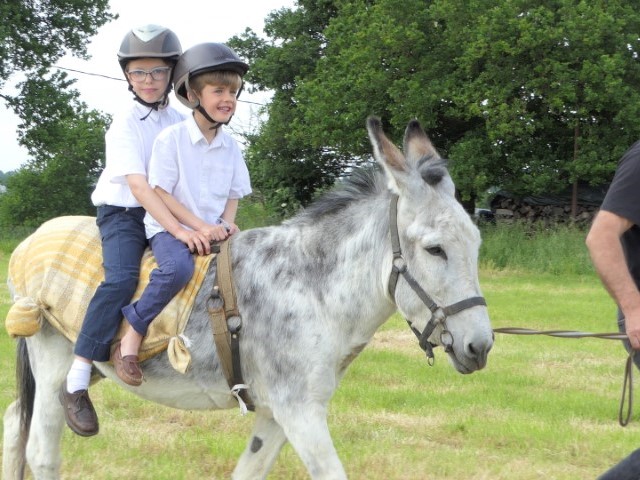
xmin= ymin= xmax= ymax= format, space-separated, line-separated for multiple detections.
xmin=173 ymin=42 xmax=249 ymax=109
xmin=117 ymin=24 xmax=183 ymax=71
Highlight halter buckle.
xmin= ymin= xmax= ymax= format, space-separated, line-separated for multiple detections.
xmin=392 ymin=255 xmax=406 ymax=273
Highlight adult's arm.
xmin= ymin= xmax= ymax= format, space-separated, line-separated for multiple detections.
xmin=586 ymin=210 xmax=640 ymax=349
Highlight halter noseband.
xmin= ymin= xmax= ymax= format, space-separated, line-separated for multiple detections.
xmin=387 ymin=194 xmax=487 ymax=363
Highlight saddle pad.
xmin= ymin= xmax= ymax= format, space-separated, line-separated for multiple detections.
xmin=6 ymin=215 xmax=214 ymax=372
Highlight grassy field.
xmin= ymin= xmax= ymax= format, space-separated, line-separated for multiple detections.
xmin=1 ymin=223 xmax=639 ymax=479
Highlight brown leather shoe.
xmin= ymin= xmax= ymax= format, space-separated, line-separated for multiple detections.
xmin=111 ymin=342 xmax=143 ymax=386
xmin=58 ymin=380 xmax=99 ymax=437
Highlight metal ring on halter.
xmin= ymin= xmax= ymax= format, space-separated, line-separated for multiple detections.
xmin=440 ymin=329 xmax=454 ymax=353
xmin=392 ymin=255 xmax=407 ymax=273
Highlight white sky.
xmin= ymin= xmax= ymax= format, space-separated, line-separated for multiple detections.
xmin=0 ymin=0 xmax=295 ymax=171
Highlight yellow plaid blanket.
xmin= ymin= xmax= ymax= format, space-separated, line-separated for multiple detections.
xmin=6 ymin=216 xmax=214 ymax=373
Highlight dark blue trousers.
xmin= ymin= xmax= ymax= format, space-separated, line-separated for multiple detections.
xmin=121 ymin=231 xmax=194 ymax=336
xmin=598 ymin=448 xmax=640 ymax=480
xmin=74 ymin=205 xmax=147 ymax=362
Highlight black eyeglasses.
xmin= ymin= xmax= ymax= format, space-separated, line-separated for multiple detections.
xmin=126 ymin=67 xmax=171 ymax=82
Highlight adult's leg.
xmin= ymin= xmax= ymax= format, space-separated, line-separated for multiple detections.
xmin=598 ymin=449 xmax=640 ymax=480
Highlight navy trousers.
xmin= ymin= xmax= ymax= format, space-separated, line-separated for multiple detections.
xmin=598 ymin=448 xmax=640 ymax=480
xmin=74 ymin=205 xmax=147 ymax=362
xmin=121 ymin=231 xmax=194 ymax=337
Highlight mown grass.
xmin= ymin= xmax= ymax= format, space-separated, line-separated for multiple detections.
xmin=1 ymin=220 xmax=639 ymax=479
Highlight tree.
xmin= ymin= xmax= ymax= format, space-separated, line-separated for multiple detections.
xmin=0 ymin=1 xmax=115 ymax=90
xmin=0 ymin=72 xmax=110 ymax=227
xmin=229 ymin=0 xmax=343 ymax=216
xmin=435 ymin=0 xmax=640 ymax=211
xmin=0 ymin=1 xmax=115 ymax=226
xmin=232 ymin=0 xmax=640 ymax=215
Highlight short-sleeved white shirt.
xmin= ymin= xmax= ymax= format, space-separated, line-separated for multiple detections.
xmin=91 ymin=102 xmax=185 ymax=208
xmin=144 ymin=115 xmax=252 ymax=239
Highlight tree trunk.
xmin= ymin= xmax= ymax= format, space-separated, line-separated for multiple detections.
xmin=571 ymin=123 xmax=580 ymax=218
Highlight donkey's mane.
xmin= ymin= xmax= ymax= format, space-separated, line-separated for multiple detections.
xmin=287 ymin=166 xmax=387 ymax=225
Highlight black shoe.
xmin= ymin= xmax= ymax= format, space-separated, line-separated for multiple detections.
xmin=58 ymin=380 xmax=99 ymax=437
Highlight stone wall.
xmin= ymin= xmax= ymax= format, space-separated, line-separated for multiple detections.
xmin=491 ymin=195 xmax=598 ymax=225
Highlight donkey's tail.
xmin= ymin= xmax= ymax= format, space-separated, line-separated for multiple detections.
xmin=16 ymin=337 xmax=35 ymax=435
xmin=3 ymin=338 xmax=34 ymax=480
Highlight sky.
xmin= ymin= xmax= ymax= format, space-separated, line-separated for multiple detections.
xmin=0 ymin=0 xmax=295 ymax=172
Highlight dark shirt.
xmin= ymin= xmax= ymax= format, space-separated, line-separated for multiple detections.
xmin=600 ymin=140 xmax=640 ymax=289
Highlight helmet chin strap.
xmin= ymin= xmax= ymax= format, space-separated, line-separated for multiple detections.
xmin=195 ymin=104 xmax=223 ymax=130
xmin=128 ymin=82 xmax=172 ymax=120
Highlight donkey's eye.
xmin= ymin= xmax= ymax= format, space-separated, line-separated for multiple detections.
xmin=426 ymin=246 xmax=447 ymax=259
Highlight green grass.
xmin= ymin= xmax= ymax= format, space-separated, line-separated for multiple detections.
xmin=479 ymin=222 xmax=594 ymax=275
xmin=1 ymin=224 xmax=639 ymax=478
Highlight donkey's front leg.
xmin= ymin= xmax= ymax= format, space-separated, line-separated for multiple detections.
xmin=276 ymin=403 xmax=347 ymax=480
xmin=232 ymin=410 xmax=287 ymax=480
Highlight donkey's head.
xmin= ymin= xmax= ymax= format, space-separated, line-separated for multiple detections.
xmin=367 ymin=116 xmax=493 ymax=373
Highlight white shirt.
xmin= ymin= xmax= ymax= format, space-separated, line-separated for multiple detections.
xmin=91 ymin=102 xmax=185 ymax=207
xmin=144 ymin=115 xmax=252 ymax=239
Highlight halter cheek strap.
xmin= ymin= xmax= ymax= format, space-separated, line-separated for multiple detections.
xmin=387 ymin=194 xmax=487 ymax=362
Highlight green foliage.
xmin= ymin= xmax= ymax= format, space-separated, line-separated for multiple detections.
xmin=0 ymin=0 xmax=115 ymax=86
xmin=232 ymin=0 xmax=640 ymax=214
xmin=442 ymin=0 xmax=640 ymax=198
xmin=0 ymin=170 xmax=12 ymax=185
xmin=230 ymin=1 xmax=347 ymax=217
xmin=0 ymin=72 xmax=110 ymax=227
xmin=0 ymin=1 xmax=115 ymax=227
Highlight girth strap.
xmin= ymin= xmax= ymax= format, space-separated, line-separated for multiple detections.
xmin=209 ymin=240 xmax=254 ymax=412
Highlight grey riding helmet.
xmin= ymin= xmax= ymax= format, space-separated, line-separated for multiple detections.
xmin=117 ymin=25 xmax=182 ymax=109
xmin=173 ymin=42 xmax=249 ymax=110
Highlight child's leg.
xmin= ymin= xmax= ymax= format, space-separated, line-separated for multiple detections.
xmin=121 ymin=231 xmax=195 ymax=340
xmin=74 ymin=206 xmax=147 ymax=362
xmin=62 ymin=206 xmax=146 ymax=433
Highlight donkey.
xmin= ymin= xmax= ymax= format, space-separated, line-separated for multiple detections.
xmin=3 ymin=117 xmax=493 ymax=479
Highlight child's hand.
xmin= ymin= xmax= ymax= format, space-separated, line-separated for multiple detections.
xmin=226 ymin=222 xmax=240 ymax=235
xmin=215 ymin=218 xmax=239 ymax=236
xmin=175 ymin=228 xmax=211 ymax=256
xmin=199 ymin=224 xmax=229 ymax=244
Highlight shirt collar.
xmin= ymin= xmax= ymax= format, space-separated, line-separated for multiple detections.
xmin=186 ymin=114 xmax=228 ymax=147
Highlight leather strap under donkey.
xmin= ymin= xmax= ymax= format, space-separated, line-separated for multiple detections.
xmin=208 ymin=240 xmax=255 ymax=413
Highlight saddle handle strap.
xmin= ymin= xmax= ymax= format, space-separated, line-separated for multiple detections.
xmin=210 ymin=240 xmax=254 ymax=411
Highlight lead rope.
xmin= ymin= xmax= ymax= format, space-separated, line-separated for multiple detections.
xmin=620 ymin=351 xmax=634 ymax=427
xmin=494 ymin=327 xmax=634 ymax=426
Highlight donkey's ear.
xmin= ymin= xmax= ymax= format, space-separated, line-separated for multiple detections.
xmin=403 ymin=119 xmax=439 ymax=168
xmin=367 ymin=116 xmax=410 ymax=194
xmin=367 ymin=116 xmax=407 ymax=172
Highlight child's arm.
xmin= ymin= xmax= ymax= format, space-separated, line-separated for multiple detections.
xmin=220 ymin=198 xmax=240 ymax=235
xmin=154 ymin=186 xmax=229 ymax=244
xmin=127 ymin=174 xmax=211 ymax=255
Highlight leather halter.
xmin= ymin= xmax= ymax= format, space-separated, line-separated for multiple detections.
xmin=387 ymin=194 xmax=487 ymax=363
